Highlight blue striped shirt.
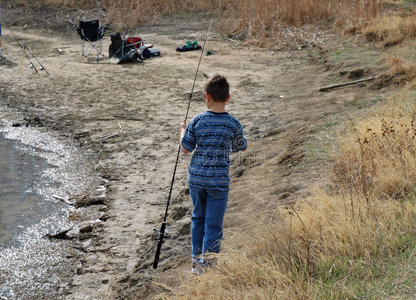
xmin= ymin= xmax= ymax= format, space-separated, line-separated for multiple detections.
xmin=181 ymin=111 xmax=248 ymax=191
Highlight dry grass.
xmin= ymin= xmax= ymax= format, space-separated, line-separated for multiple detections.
xmin=99 ymin=0 xmax=218 ymax=30
xmin=381 ymin=50 xmax=416 ymax=88
xmin=363 ymin=14 xmax=416 ymax=47
xmin=164 ymin=92 xmax=416 ymax=299
xmin=9 ymin=0 xmax=387 ymax=45
xmin=334 ymin=95 xmax=416 ymax=200
xmin=4 ymin=0 xmax=95 ymax=8
xmin=98 ymin=0 xmax=386 ymax=45
xmin=218 ymin=0 xmax=382 ymax=44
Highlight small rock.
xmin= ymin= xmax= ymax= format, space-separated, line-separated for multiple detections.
xmin=79 ymin=224 xmax=94 ymax=233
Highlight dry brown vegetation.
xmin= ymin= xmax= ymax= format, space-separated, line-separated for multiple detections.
xmin=217 ymin=0 xmax=382 ymax=43
xmin=7 ymin=0 xmax=95 ymax=8
xmin=100 ymin=0 xmax=386 ymax=45
xmin=377 ymin=43 xmax=416 ymax=88
xmin=334 ymin=98 xmax=416 ymax=200
xmin=11 ymin=0 xmax=387 ymax=44
xmin=362 ymin=11 xmax=416 ymax=88
xmin=364 ymin=15 xmax=416 ymax=46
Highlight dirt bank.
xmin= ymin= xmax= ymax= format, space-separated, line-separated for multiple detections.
xmin=0 ymin=5 xmax=387 ymax=299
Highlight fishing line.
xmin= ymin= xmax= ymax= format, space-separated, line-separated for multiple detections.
xmin=153 ymin=19 xmax=213 ymax=269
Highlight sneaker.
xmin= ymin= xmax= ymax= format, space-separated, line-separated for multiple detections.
xmin=200 ymin=253 xmax=217 ymax=268
xmin=191 ymin=259 xmax=202 ymax=275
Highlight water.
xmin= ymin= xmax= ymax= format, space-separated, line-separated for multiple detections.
xmin=0 ymin=131 xmax=57 ymax=244
xmin=0 ymin=123 xmax=94 ymax=299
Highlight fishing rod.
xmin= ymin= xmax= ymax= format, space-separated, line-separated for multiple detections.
xmin=13 ymin=34 xmax=50 ymax=76
xmin=153 ymin=19 xmax=213 ymax=269
xmin=14 ymin=35 xmax=37 ymax=75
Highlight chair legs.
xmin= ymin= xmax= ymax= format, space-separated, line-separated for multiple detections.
xmin=81 ymin=40 xmax=85 ymax=56
xmin=81 ymin=39 xmax=104 ymax=61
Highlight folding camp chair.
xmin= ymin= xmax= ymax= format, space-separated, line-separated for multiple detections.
xmin=77 ymin=20 xmax=107 ymax=60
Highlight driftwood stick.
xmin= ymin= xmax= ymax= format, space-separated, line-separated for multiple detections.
xmin=52 ymin=194 xmax=75 ymax=206
xmin=46 ymin=226 xmax=75 ymax=240
xmin=96 ymin=132 xmax=119 ymax=142
xmin=319 ymin=76 xmax=376 ymax=92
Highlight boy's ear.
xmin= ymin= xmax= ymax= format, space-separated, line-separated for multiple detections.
xmin=225 ymin=94 xmax=231 ymax=103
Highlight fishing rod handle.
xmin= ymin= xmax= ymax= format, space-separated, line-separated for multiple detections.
xmin=153 ymin=222 xmax=166 ymax=269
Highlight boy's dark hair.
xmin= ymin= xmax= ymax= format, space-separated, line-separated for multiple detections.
xmin=204 ymin=74 xmax=230 ymax=102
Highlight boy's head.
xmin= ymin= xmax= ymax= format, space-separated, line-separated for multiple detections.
xmin=204 ymin=74 xmax=230 ymax=102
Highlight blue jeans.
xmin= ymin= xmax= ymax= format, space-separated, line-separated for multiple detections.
xmin=189 ymin=186 xmax=228 ymax=260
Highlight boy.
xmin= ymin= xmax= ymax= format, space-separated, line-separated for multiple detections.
xmin=179 ymin=74 xmax=247 ymax=274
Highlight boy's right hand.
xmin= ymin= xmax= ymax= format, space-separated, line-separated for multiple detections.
xmin=179 ymin=120 xmax=190 ymax=154
xmin=179 ymin=120 xmax=187 ymax=132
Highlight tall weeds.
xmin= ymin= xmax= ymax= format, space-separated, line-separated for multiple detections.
xmin=364 ymin=15 xmax=416 ymax=47
xmin=8 ymin=0 xmax=388 ymax=44
xmin=97 ymin=0 xmax=219 ymax=30
xmin=218 ymin=0 xmax=382 ymax=41
xmin=334 ymin=97 xmax=416 ymax=203
xmin=96 ymin=0 xmax=387 ymax=46
xmin=170 ymin=92 xmax=416 ymax=299
xmin=98 ymin=0 xmax=385 ymax=40
xmin=5 ymin=0 xmax=95 ymax=8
